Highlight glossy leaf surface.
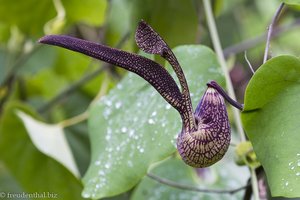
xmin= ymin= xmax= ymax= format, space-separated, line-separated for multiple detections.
xmin=82 ymin=45 xmax=225 ymax=199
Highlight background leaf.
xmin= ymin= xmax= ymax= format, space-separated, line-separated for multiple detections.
xmin=0 ymin=0 xmax=107 ymax=37
xmin=16 ymin=110 xmax=79 ymax=178
xmin=62 ymin=0 xmax=107 ymax=26
xmin=82 ymin=45 xmax=226 ymax=199
xmin=0 ymin=102 xmax=84 ymax=199
xmin=283 ymin=0 xmax=300 ymax=3
xmin=242 ymin=55 xmax=300 ymax=197
xmin=130 ymin=0 xmax=198 ymax=48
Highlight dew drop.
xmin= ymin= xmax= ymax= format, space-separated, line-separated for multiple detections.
xmin=285 ymin=181 xmax=289 ymax=186
xmin=95 ymin=160 xmax=101 ymax=166
xmin=127 ymin=160 xmax=133 ymax=167
xmin=95 ymin=184 xmax=100 ymax=189
xmin=296 ymin=172 xmax=300 ymax=176
xmin=165 ymin=104 xmax=171 ymax=110
xmin=105 ymin=135 xmax=111 ymax=141
xmin=82 ymin=192 xmax=90 ymax=198
xmin=117 ymin=84 xmax=123 ymax=90
xmin=151 ymin=111 xmax=157 ymax=116
xmin=148 ymin=118 xmax=155 ymax=124
xmin=105 ymin=99 xmax=112 ymax=107
xmin=129 ymin=129 xmax=135 ymax=137
xmin=105 ymin=163 xmax=110 ymax=169
xmin=98 ymin=170 xmax=105 ymax=176
xmin=121 ymin=127 xmax=127 ymax=133
xmin=298 ymin=161 xmax=300 ymax=166
xmin=115 ymin=101 xmax=122 ymax=109
xmin=139 ymin=148 xmax=144 ymax=153
xmin=103 ymin=108 xmax=112 ymax=118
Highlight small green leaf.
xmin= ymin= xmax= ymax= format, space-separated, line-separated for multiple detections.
xmin=242 ymin=55 xmax=300 ymax=197
xmin=16 ymin=110 xmax=79 ymax=178
xmin=82 ymin=45 xmax=225 ymax=199
xmin=0 ymin=102 xmax=84 ymax=199
xmin=235 ymin=141 xmax=260 ymax=169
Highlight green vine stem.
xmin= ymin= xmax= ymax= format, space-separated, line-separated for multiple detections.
xmin=263 ymin=3 xmax=285 ymax=63
xmin=202 ymin=0 xmax=246 ymax=142
xmin=59 ymin=111 xmax=89 ymax=128
xmin=58 ymin=70 xmax=110 ymax=128
xmin=202 ymin=0 xmax=259 ymax=199
xmin=147 ymin=173 xmax=250 ymax=194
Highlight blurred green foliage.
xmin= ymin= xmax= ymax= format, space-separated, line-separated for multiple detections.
xmin=0 ymin=0 xmax=300 ymax=199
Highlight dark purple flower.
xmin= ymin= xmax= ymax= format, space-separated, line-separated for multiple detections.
xmin=39 ymin=20 xmax=242 ymax=168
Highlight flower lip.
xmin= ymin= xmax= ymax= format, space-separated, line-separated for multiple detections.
xmin=206 ymin=80 xmax=243 ymax=110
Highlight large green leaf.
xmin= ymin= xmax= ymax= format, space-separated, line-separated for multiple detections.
xmin=242 ymin=55 xmax=300 ymax=197
xmin=82 ymin=45 xmax=225 ymax=199
xmin=0 ymin=102 xmax=84 ymax=199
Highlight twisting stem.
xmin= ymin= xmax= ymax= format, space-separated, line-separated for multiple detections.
xmin=147 ymin=173 xmax=249 ymax=194
xmin=263 ymin=3 xmax=285 ymax=63
xmin=244 ymin=51 xmax=255 ymax=74
xmin=202 ymin=0 xmax=246 ymax=142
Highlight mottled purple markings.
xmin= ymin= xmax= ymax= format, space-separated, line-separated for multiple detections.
xmin=39 ymin=35 xmax=183 ymax=112
xmin=207 ymin=81 xmax=243 ymax=110
xmin=38 ymin=21 xmax=241 ymax=168
xmin=177 ymin=86 xmax=231 ymax=167
xmin=135 ymin=20 xmax=195 ymax=131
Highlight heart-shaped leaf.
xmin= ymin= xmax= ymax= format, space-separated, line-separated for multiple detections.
xmin=242 ymin=55 xmax=300 ymax=197
xmin=82 ymin=45 xmax=226 ymax=199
